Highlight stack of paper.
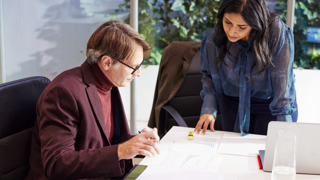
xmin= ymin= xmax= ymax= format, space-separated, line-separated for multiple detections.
xmin=138 ymin=132 xmax=224 ymax=179
xmin=136 ymin=165 xmax=224 ymax=180
xmin=217 ymin=133 xmax=266 ymax=156
xmin=140 ymin=151 xmax=223 ymax=172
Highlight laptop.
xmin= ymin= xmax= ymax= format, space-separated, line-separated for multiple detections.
xmin=262 ymin=121 xmax=320 ymax=174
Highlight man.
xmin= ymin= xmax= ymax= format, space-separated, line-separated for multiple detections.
xmin=26 ymin=21 xmax=160 ymax=180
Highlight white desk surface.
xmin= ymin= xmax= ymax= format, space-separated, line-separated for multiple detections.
xmin=140 ymin=126 xmax=320 ymax=180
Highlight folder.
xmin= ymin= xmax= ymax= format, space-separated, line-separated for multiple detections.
xmin=123 ymin=164 xmax=148 ymax=180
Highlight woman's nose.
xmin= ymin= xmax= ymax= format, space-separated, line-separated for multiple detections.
xmin=229 ymin=26 xmax=237 ymax=36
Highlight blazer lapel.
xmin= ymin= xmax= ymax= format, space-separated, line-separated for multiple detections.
xmin=80 ymin=61 xmax=110 ymax=144
xmin=112 ymin=88 xmax=131 ymax=142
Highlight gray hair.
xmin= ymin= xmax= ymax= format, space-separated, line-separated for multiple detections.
xmin=86 ymin=49 xmax=120 ymax=70
xmin=86 ymin=49 xmax=103 ymax=65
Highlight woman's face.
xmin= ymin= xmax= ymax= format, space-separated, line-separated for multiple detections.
xmin=222 ymin=13 xmax=252 ymax=42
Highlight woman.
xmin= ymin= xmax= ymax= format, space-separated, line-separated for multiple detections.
xmin=194 ymin=0 xmax=298 ymax=136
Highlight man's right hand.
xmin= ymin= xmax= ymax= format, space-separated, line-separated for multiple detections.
xmin=194 ymin=114 xmax=216 ymax=135
xmin=117 ymin=128 xmax=160 ymax=160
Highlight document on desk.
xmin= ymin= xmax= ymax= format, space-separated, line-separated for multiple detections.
xmin=169 ymin=132 xmax=222 ymax=155
xmin=138 ymin=151 xmax=223 ymax=180
xmin=217 ymin=133 xmax=266 ymax=156
xmin=140 ymin=150 xmax=223 ymax=172
xmin=136 ymin=165 xmax=222 ymax=180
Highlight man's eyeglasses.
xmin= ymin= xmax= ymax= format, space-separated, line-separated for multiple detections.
xmin=117 ymin=60 xmax=143 ymax=74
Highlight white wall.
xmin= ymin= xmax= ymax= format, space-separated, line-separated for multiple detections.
xmin=119 ymin=65 xmax=159 ymax=123
xmin=293 ymin=69 xmax=320 ymax=123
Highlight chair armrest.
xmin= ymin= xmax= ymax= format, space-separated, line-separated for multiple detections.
xmin=162 ymin=105 xmax=188 ymax=127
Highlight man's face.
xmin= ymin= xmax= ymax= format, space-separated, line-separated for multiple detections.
xmin=103 ymin=44 xmax=143 ymax=87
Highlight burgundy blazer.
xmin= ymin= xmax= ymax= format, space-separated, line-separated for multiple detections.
xmin=26 ymin=61 xmax=133 ymax=180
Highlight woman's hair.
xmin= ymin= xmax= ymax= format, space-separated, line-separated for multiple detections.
xmin=86 ymin=21 xmax=151 ymax=65
xmin=213 ymin=0 xmax=277 ymax=80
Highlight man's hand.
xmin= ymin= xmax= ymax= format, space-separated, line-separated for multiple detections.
xmin=118 ymin=128 xmax=160 ymax=160
xmin=194 ymin=114 xmax=215 ymax=135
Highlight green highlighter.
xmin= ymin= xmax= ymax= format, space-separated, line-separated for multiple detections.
xmin=124 ymin=165 xmax=148 ymax=180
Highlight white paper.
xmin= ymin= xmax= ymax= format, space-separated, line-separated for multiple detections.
xmin=169 ymin=132 xmax=222 ymax=155
xmin=140 ymin=151 xmax=223 ymax=173
xmin=217 ymin=133 xmax=266 ymax=156
xmin=137 ymin=150 xmax=224 ymax=180
xmin=136 ymin=165 xmax=223 ymax=180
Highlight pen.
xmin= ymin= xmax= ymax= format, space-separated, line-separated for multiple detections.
xmin=138 ymin=131 xmax=161 ymax=144
xmin=257 ymin=155 xmax=262 ymax=170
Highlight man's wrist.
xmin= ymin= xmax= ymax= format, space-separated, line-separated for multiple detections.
xmin=117 ymin=144 xmax=122 ymax=161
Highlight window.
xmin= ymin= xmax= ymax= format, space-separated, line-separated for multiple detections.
xmin=0 ymin=0 xmax=129 ymax=82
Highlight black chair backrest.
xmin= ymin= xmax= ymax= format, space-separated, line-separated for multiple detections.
xmin=164 ymin=50 xmax=222 ymax=133
xmin=0 ymin=76 xmax=51 ymax=180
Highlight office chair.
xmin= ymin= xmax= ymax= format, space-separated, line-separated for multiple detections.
xmin=149 ymin=41 xmax=222 ymax=138
xmin=0 ymin=76 xmax=51 ymax=180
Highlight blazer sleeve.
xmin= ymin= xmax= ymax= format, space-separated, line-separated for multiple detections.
xmin=38 ymin=86 xmax=124 ymax=180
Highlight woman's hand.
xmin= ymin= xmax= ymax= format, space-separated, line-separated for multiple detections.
xmin=194 ymin=114 xmax=215 ymax=135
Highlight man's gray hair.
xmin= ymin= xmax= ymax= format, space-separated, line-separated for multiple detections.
xmin=86 ymin=49 xmax=104 ymax=65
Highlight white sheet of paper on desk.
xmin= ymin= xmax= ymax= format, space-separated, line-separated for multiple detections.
xmin=136 ymin=165 xmax=223 ymax=180
xmin=217 ymin=133 xmax=266 ymax=156
xmin=137 ymin=151 xmax=223 ymax=180
xmin=140 ymin=151 xmax=223 ymax=173
xmin=169 ymin=132 xmax=222 ymax=154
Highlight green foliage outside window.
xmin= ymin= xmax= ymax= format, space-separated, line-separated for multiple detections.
xmin=112 ymin=0 xmax=320 ymax=69
xmin=114 ymin=0 xmax=220 ymax=65
xmin=276 ymin=0 xmax=320 ymax=69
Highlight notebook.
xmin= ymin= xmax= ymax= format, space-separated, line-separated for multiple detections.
xmin=262 ymin=121 xmax=320 ymax=174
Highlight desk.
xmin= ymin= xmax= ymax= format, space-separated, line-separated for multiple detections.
xmin=140 ymin=126 xmax=320 ymax=180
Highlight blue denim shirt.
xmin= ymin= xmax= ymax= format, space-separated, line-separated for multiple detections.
xmin=200 ymin=18 xmax=296 ymax=135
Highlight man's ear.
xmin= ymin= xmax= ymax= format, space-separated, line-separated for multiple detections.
xmin=99 ymin=55 xmax=112 ymax=71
